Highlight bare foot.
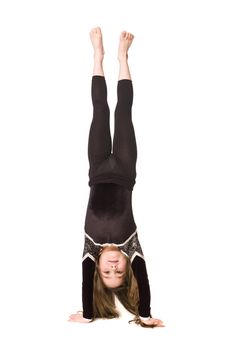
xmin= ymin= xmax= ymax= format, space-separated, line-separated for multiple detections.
xmin=89 ymin=27 xmax=104 ymax=60
xmin=118 ymin=31 xmax=134 ymax=61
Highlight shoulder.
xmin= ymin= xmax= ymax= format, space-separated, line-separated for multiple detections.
xmin=120 ymin=231 xmax=145 ymax=262
xmin=82 ymin=233 xmax=101 ymax=262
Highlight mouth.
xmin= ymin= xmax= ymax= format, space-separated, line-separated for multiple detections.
xmin=108 ymin=260 xmax=118 ymax=263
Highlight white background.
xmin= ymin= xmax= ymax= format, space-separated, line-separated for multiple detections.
xmin=0 ymin=0 xmax=230 ymax=349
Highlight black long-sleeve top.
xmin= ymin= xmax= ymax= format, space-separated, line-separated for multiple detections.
xmin=82 ymin=183 xmax=151 ymax=320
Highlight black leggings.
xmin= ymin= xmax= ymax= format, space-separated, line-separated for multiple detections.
xmin=88 ymin=76 xmax=137 ymax=190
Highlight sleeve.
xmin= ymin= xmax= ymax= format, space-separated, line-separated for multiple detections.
xmin=131 ymin=255 xmax=151 ymax=318
xmin=82 ymin=257 xmax=95 ymax=320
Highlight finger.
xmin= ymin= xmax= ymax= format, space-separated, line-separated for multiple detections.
xmin=69 ymin=315 xmax=79 ymax=321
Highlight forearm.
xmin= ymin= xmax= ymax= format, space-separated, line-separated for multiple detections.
xmin=131 ymin=256 xmax=151 ymax=318
xmin=82 ymin=257 xmax=95 ymax=319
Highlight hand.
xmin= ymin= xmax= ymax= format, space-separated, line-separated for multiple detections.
xmin=68 ymin=311 xmax=92 ymax=323
xmin=141 ymin=317 xmax=165 ymax=328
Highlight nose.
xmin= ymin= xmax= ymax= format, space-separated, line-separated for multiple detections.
xmin=110 ymin=264 xmax=117 ymax=270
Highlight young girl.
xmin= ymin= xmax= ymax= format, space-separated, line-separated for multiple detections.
xmin=69 ymin=27 xmax=164 ymax=328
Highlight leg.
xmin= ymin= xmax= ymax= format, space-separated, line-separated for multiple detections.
xmin=88 ymin=28 xmax=111 ymax=168
xmin=113 ymin=32 xmax=137 ymax=179
xmin=90 ymin=27 xmax=105 ymax=76
xmin=117 ymin=31 xmax=134 ymax=80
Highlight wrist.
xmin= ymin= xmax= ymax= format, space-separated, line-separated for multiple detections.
xmin=139 ymin=316 xmax=151 ymax=321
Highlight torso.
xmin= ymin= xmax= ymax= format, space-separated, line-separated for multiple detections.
xmin=84 ymin=183 xmax=136 ymax=244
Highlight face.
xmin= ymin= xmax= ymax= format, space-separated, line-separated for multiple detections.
xmin=98 ymin=245 xmax=127 ymax=289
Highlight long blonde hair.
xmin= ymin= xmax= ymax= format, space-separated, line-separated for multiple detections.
xmin=93 ymin=255 xmax=139 ymax=319
xmin=93 ymin=255 xmax=157 ymax=328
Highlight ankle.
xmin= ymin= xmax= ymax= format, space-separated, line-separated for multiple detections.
xmin=94 ymin=52 xmax=104 ymax=62
xmin=118 ymin=53 xmax=128 ymax=63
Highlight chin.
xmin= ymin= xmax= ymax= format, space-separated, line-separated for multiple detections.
xmin=102 ymin=244 xmax=120 ymax=252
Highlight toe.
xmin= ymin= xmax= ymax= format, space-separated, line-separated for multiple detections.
xmin=121 ymin=31 xmax=127 ymax=38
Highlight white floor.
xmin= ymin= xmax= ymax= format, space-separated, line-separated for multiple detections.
xmin=1 ymin=1 xmax=231 ymax=349
xmin=1 ymin=222 xmax=230 ymax=349
xmin=1 ymin=293 xmax=230 ymax=350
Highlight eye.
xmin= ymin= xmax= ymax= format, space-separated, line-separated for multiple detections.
xmin=103 ymin=271 xmax=110 ymax=274
xmin=116 ymin=271 xmax=123 ymax=275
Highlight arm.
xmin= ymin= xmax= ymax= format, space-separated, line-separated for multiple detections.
xmin=131 ymin=256 xmax=165 ymax=328
xmin=131 ymin=255 xmax=151 ymax=318
xmin=82 ymin=257 xmax=95 ymax=320
xmin=68 ymin=257 xmax=95 ymax=323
